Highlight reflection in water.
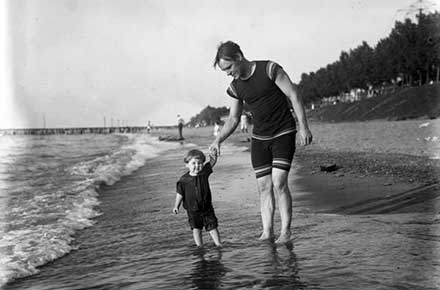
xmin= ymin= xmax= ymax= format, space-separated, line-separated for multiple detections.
xmin=261 ymin=241 xmax=306 ymax=289
xmin=190 ymin=248 xmax=227 ymax=290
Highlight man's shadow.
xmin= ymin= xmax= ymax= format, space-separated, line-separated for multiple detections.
xmin=189 ymin=248 xmax=227 ymax=290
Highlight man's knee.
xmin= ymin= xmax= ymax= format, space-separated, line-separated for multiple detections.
xmin=257 ymin=175 xmax=273 ymax=195
xmin=272 ymin=170 xmax=289 ymax=193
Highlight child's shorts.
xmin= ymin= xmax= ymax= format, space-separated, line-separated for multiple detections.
xmin=187 ymin=208 xmax=218 ymax=231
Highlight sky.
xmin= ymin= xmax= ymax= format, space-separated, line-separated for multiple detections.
xmin=1 ymin=0 xmax=438 ymax=128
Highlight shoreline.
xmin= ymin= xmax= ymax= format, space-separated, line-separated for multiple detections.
xmin=4 ymin=120 xmax=439 ymax=289
xmin=152 ymin=121 xmax=439 ymax=214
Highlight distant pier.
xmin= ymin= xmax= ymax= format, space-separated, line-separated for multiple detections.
xmin=0 ymin=126 xmax=153 ymax=136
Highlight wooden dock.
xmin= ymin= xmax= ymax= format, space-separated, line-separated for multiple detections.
xmin=0 ymin=126 xmax=153 ymax=136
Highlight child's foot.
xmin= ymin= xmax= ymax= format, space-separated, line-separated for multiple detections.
xmin=258 ymin=232 xmax=275 ymax=241
xmin=275 ymin=231 xmax=291 ymax=244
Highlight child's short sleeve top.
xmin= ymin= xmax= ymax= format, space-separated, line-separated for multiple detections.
xmin=176 ymin=163 xmax=213 ymax=212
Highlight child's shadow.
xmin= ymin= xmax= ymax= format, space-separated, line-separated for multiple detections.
xmin=190 ymin=248 xmax=227 ymax=290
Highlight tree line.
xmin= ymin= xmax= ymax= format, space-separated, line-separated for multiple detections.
xmin=188 ymin=105 xmax=230 ymax=127
xmin=298 ymin=12 xmax=440 ymax=105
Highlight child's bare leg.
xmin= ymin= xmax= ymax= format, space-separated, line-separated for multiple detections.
xmin=209 ymin=228 xmax=221 ymax=247
xmin=193 ymin=228 xmax=203 ymax=247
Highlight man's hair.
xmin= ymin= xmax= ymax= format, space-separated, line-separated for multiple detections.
xmin=213 ymin=41 xmax=244 ymax=68
xmin=184 ymin=149 xmax=206 ymax=163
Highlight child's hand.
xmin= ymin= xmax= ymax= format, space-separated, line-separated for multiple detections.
xmin=173 ymin=207 xmax=179 ymax=214
xmin=210 ymin=148 xmax=218 ymax=157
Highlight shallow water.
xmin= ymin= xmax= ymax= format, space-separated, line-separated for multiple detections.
xmin=2 ymin=120 xmax=440 ymax=289
xmin=3 ymin=142 xmax=440 ymax=290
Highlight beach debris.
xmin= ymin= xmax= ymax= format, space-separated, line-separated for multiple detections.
xmin=383 ymin=182 xmax=392 ymax=186
xmin=342 ymin=250 xmax=352 ymax=256
xmin=158 ymin=135 xmax=184 ymax=141
xmin=419 ymin=122 xmax=430 ymax=128
xmin=423 ymin=136 xmax=439 ymax=142
xmin=320 ymin=163 xmax=340 ymax=172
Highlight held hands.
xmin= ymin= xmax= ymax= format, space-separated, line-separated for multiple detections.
xmin=209 ymin=147 xmax=218 ymax=158
xmin=209 ymin=141 xmax=221 ymax=156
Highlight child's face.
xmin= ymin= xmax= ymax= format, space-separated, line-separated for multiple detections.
xmin=186 ymin=157 xmax=204 ymax=176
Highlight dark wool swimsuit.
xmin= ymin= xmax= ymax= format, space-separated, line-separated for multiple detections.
xmin=227 ymin=60 xmax=297 ymax=178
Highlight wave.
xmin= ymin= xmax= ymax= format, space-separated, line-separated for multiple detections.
xmin=0 ymin=134 xmax=180 ymax=286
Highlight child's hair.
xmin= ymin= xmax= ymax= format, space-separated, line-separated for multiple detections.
xmin=184 ymin=149 xmax=206 ymax=163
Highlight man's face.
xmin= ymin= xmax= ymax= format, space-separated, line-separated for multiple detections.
xmin=218 ymin=58 xmax=242 ymax=80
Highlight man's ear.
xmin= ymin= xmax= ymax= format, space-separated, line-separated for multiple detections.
xmin=235 ymin=53 xmax=243 ymax=62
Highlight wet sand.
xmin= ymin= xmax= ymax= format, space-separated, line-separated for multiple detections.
xmin=5 ymin=119 xmax=439 ymax=290
xmin=153 ymin=119 xmax=439 ymax=216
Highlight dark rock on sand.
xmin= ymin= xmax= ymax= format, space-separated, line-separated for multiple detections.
xmin=158 ymin=135 xmax=184 ymax=142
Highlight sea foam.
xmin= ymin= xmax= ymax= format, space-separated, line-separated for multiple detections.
xmin=0 ymin=133 xmax=180 ymax=286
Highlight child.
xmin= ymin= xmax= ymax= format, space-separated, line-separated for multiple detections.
xmin=213 ymin=121 xmax=221 ymax=137
xmin=173 ymin=148 xmax=221 ymax=247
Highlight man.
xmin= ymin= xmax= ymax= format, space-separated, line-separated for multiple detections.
xmin=177 ymin=114 xmax=185 ymax=140
xmin=209 ymin=41 xmax=312 ymax=243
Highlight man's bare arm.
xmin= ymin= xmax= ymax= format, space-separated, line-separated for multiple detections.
xmin=209 ymin=97 xmax=243 ymax=155
xmin=275 ymin=68 xmax=312 ymax=146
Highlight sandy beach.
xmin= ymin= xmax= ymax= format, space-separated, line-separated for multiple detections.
xmin=153 ymin=119 xmax=439 ymax=215
xmin=4 ymin=119 xmax=439 ymax=290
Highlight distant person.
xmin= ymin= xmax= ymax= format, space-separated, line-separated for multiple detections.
xmin=240 ymin=112 xmax=249 ymax=133
xmin=173 ymin=148 xmax=221 ymax=247
xmin=213 ymin=121 xmax=221 ymax=137
xmin=177 ymin=114 xmax=185 ymax=140
xmin=210 ymin=41 xmax=312 ymax=243
xmin=147 ymin=120 xmax=152 ymax=133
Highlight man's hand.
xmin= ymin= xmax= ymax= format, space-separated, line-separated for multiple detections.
xmin=298 ymin=127 xmax=313 ymax=146
xmin=209 ymin=140 xmax=221 ymax=156
xmin=173 ymin=207 xmax=179 ymax=214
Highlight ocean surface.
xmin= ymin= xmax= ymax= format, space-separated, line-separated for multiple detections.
xmin=0 ymin=133 xmax=181 ymax=288
xmin=1 ymin=121 xmax=439 ymax=290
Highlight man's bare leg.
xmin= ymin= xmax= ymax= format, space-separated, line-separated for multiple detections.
xmin=257 ymin=174 xmax=275 ymax=240
xmin=193 ymin=228 xmax=203 ymax=247
xmin=209 ymin=228 xmax=222 ymax=247
xmin=272 ymin=168 xmax=292 ymax=243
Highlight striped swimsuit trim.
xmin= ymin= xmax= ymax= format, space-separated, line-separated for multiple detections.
xmin=227 ymin=83 xmax=238 ymax=98
xmin=254 ymin=159 xmax=292 ymax=178
xmin=265 ymin=61 xmax=279 ymax=81
xmin=254 ymin=165 xmax=272 ymax=178
xmin=252 ymin=128 xmax=296 ymax=141
xmin=272 ymin=158 xmax=292 ymax=170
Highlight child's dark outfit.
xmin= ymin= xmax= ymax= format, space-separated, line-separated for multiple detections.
xmin=176 ymin=163 xmax=218 ymax=231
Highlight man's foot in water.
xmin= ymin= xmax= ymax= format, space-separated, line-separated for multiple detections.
xmin=275 ymin=230 xmax=291 ymax=244
xmin=258 ymin=231 xmax=275 ymax=241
